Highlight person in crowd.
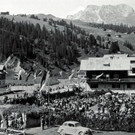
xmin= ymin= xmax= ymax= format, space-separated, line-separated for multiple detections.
xmin=4 ymin=86 xmax=135 ymax=132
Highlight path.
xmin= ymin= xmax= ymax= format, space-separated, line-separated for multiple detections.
xmin=25 ymin=126 xmax=135 ymax=135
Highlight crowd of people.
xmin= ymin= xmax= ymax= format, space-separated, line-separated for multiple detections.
xmin=38 ymin=91 xmax=135 ymax=132
xmin=1 ymin=87 xmax=135 ymax=132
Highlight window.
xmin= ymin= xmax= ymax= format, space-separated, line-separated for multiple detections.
xmin=91 ymin=84 xmax=98 ymax=88
xmin=84 ymin=130 xmax=92 ymax=135
xmin=127 ymin=84 xmax=131 ymax=89
xmin=130 ymin=61 xmax=135 ymax=64
xmin=113 ymin=74 xmax=119 ymax=79
xmin=1 ymin=80 xmax=4 ymax=85
xmin=103 ymin=63 xmax=110 ymax=66
xmin=92 ymin=75 xmax=96 ymax=79
xmin=112 ymin=84 xmax=120 ymax=88
xmin=63 ymin=123 xmax=68 ymax=126
xmin=132 ymin=68 xmax=135 ymax=73
xmin=68 ymin=124 xmax=74 ymax=127
xmin=75 ymin=123 xmax=81 ymax=127
xmin=106 ymin=74 xmax=110 ymax=79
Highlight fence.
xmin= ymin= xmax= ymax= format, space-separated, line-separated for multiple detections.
xmin=10 ymin=84 xmax=39 ymax=92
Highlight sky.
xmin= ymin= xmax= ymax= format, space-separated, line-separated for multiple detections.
xmin=1 ymin=0 xmax=135 ymax=18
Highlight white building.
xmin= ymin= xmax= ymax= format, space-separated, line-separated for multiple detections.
xmin=80 ymin=54 xmax=135 ymax=94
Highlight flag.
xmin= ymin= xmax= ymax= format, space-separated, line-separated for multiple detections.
xmin=69 ymin=73 xmax=74 ymax=80
xmin=68 ymin=69 xmax=75 ymax=80
xmin=72 ymin=69 xmax=75 ymax=73
xmin=85 ymin=83 xmax=92 ymax=91
xmin=120 ymin=103 xmax=126 ymax=112
xmin=33 ymin=69 xmax=42 ymax=80
xmin=18 ymin=70 xmax=23 ymax=80
xmin=40 ymin=71 xmax=50 ymax=91
xmin=14 ymin=62 xmax=26 ymax=80
xmin=13 ymin=58 xmax=26 ymax=80
xmin=28 ymin=65 xmax=34 ymax=73
xmin=38 ymin=70 xmax=42 ymax=76
xmin=21 ymin=68 xmax=27 ymax=75
xmin=4 ymin=55 xmax=12 ymax=68
xmin=40 ymin=70 xmax=47 ymax=87
xmin=19 ymin=75 xmax=22 ymax=80
xmin=25 ymin=65 xmax=35 ymax=82
xmin=14 ymin=71 xmax=21 ymax=80
xmin=25 ymin=72 xmax=31 ymax=82
xmin=33 ymin=70 xmax=38 ymax=80
xmin=3 ymin=70 xmax=8 ymax=74
xmin=33 ymin=63 xmax=37 ymax=68
xmin=59 ymin=71 xmax=63 ymax=76
xmin=95 ymin=73 xmax=104 ymax=80
xmin=15 ymin=59 xmax=21 ymax=72
xmin=77 ymin=70 xmax=80 ymax=73
xmin=76 ymin=70 xmax=80 ymax=76
xmin=7 ymin=56 xmax=16 ymax=68
xmin=0 ymin=72 xmax=3 ymax=74
xmin=14 ymin=71 xmax=19 ymax=80
xmin=18 ymin=68 xmax=26 ymax=80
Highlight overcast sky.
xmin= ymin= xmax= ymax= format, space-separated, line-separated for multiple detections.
xmin=1 ymin=0 xmax=135 ymax=18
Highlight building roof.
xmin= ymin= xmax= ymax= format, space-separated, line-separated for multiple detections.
xmin=80 ymin=54 xmax=131 ymax=71
xmin=103 ymin=54 xmax=128 ymax=58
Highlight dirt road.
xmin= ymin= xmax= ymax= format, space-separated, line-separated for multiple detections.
xmin=26 ymin=127 xmax=135 ymax=135
xmin=26 ymin=127 xmax=59 ymax=135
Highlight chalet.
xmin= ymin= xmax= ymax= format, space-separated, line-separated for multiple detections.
xmin=17 ymin=14 xmax=26 ymax=17
xmin=0 ymin=12 xmax=9 ymax=15
xmin=0 ymin=65 xmax=6 ymax=87
xmin=80 ymin=54 xmax=135 ymax=92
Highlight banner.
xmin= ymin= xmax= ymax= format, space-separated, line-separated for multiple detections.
xmin=40 ymin=71 xmax=50 ymax=91
xmin=95 ymin=73 xmax=104 ymax=79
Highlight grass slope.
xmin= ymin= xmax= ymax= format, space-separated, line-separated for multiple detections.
xmin=71 ymin=19 xmax=135 ymax=53
xmin=0 ymin=14 xmax=135 ymax=79
xmin=1 ymin=14 xmax=135 ymax=54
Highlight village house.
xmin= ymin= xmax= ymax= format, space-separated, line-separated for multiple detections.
xmin=0 ymin=12 xmax=9 ymax=15
xmin=80 ymin=54 xmax=135 ymax=93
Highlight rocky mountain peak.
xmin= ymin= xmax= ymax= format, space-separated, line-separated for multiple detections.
xmin=85 ymin=5 xmax=100 ymax=11
xmin=67 ymin=4 xmax=135 ymax=26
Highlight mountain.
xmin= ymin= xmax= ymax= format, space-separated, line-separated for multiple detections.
xmin=67 ymin=4 xmax=135 ymax=26
xmin=0 ymin=11 xmax=134 ymax=83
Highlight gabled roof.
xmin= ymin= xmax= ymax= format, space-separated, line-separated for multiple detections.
xmin=80 ymin=54 xmax=131 ymax=71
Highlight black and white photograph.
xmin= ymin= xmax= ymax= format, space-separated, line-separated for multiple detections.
xmin=0 ymin=0 xmax=135 ymax=135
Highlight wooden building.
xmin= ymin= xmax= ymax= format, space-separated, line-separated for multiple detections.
xmin=0 ymin=12 xmax=9 ymax=15
xmin=80 ymin=54 xmax=135 ymax=92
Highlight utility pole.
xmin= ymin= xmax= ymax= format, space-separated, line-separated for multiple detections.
xmin=47 ymin=79 xmax=50 ymax=127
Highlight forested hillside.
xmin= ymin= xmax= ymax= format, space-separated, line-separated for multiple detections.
xmin=0 ymin=16 xmax=134 ymax=73
xmin=89 ymin=23 xmax=135 ymax=34
xmin=0 ymin=17 xmax=99 ymax=71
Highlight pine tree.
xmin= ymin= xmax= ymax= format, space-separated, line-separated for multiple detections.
xmin=109 ymin=41 xmax=120 ymax=54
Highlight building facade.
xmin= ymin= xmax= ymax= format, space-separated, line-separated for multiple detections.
xmin=80 ymin=54 xmax=135 ymax=92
